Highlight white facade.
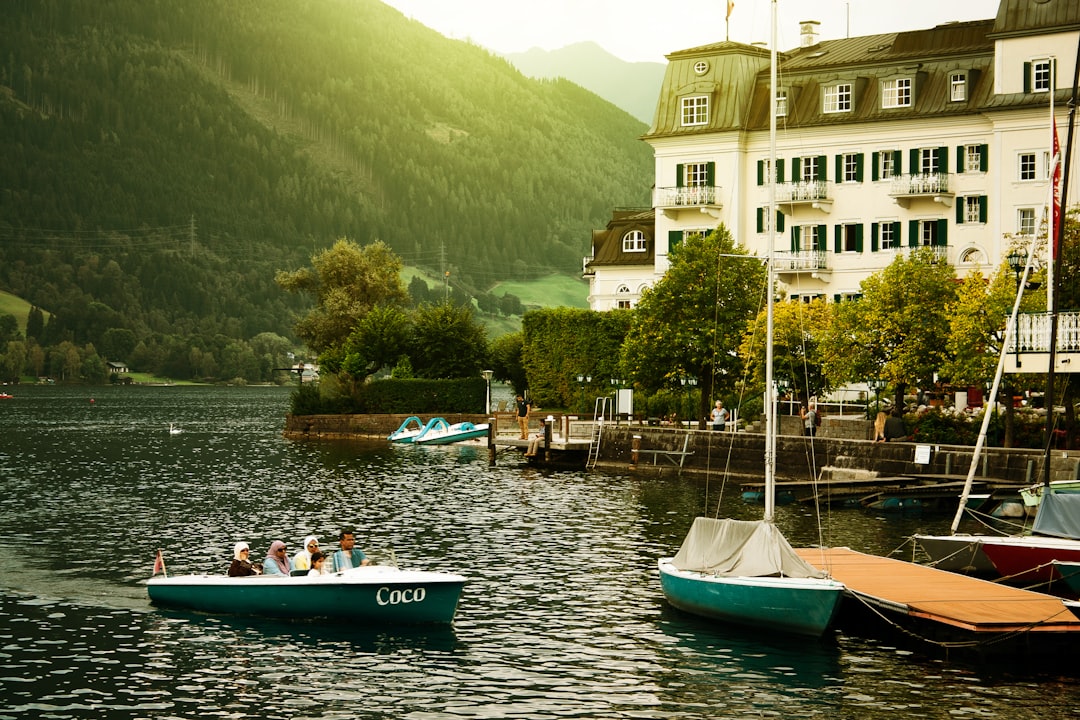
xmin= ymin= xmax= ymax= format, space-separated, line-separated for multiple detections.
xmin=587 ymin=1 xmax=1080 ymax=309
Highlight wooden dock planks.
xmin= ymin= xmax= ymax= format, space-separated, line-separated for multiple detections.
xmin=796 ymin=547 xmax=1080 ymax=633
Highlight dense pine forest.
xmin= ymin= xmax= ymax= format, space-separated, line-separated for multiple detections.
xmin=0 ymin=0 xmax=652 ymax=382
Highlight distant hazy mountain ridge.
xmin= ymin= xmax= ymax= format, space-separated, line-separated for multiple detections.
xmin=503 ymin=42 xmax=665 ymax=125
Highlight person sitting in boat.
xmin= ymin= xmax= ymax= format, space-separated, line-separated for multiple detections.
xmin=227 ymin=541 xmax=262 ymax=577
xmin=291 ymin=535 xmax=321 ymax=574
xmin=331 ymin=528 xmax=370 ymax=571
xmin=262 ymin=540 xmax=290 ymax=576
xmin=308 ymin=551 xmax=327 ymax=576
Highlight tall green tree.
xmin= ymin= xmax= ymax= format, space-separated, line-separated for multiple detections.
xmin=823 ymin=248 xmax=959 ymax=406
xmin=408 ymin=302 xmax=489 ymax=380
xmin=621 ymin=225 xmax=765 ymax=423
xmin=276 ymin=239 xmax=409 ymax=354
xmin=740 ymin=298 xmax=833 ymax=404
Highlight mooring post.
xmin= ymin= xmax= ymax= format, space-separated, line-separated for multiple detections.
xmin=487 ymin=417 xmax=496 ymax=466
xmin=543 ymin=417 xmax=553 ymax=462
xmin=630 ymin=435 xmax=641 ymax=470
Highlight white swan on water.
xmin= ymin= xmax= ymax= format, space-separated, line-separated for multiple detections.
xmin=169 ymin=423 xmax=183 ymax=435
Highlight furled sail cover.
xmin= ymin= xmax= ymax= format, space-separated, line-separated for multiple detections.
xmin=669 ymin=517 xmax=828 ymax=579
xmin=1032 ymin=492 xmax=1080 ymax=540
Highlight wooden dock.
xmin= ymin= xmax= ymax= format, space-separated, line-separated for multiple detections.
xmin=797 ymin=547 xmax=1080 ymax=652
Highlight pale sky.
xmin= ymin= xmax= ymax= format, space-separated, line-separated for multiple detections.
xmin=381 ymin=0 xmax=1003 ymax=64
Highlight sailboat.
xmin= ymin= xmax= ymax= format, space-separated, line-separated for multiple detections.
xmin=657 ymin=0 xmax=845 ymax=638
xmin=916 ymin=67 xmax=1080 ymax=583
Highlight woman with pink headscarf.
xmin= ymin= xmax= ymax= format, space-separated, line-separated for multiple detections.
xmin=262 ymin=540 xmax=290 ymax=576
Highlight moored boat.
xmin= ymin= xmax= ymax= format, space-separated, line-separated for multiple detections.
xmin=388 ymin=416 xmax=440 ymax=443
xmin=414 ymin=421 xmax=489 ymax=445
xmin=146 ymin=564 xmax=466 ymax=623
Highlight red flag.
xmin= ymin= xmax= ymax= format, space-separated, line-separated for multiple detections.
xmin=727 ymin=1 xmax=735 ymax=20
xmin=1053 ymin=119 xmax=1062 ymax=260
xmin=153 ymin=549 xmax=167 ymax=577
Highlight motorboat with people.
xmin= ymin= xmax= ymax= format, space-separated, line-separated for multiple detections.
xmin=146 ymin=563 xmax=467 ymax=623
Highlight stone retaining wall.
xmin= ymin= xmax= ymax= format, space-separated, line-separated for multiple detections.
xmin=283 ymin=413 xmax=1079 ymax=484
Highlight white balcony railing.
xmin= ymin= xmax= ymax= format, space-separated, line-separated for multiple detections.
xmin=653 ymin=185 xmax=721 ymax=207
xmin=1013 ymin=312 xmax=1080 ymax=353
xmin=774 ymin=249 xmax=828 ymax=271
xmin=776 ymin=180 xmax=830 ymax=203
xmin=890 ymin=172 xmax=950 ymax=195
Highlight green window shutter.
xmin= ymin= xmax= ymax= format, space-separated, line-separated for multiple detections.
xmin=979 ymin=196 xmax=988 ymax=223
xmin=980 ymin=144 xmax=988 ymax=172
xmin=936 ymin=219 xmax=948 ymax=246
xmin=855 ymin=153 xmax=864 ymax=182
xmin=893 ymin=150 xmax=903 ymax=174
xmin=834 ymin=294 xmax=841 ymax=304
xmin=792 ymin=157 xmax=801 ymax=182
xmin=872 ymin=152 xmax=880 ymax=181
xmin=909 ymin=219 xmax=919 ymax=247
xmin=937 ymin=146 xmax=949 ymax=173
xmin=1024 ymin=62 xmax=1031 ymax=93
xmin=817 ymin=155 xmax=827 ymax=181
xmin=956 ymin=146 xmax=965 ymax=174
xmin=910 ymin=148 xmax=919 ymax=173
xmin=834 ymin=224 xmax=842 ymax=253
xmin=776 ymin=158 xmax=785 ymax=183
xmin=892 ymin=221 xmax=901 ymax=244
xmin=776 ymin=211 xmax=785 ymax=233
xmin=792 ymin=226 xmax=801 ymax=252
xmin=668 ymin=230 xmax=683 ymax=249
xmin=676 ymin=164 xmax=685 ymax=187
xmin=756 ymin=207 xmax=764 ymax=233
xmin=818 ymin=224 xmax=827 ymax=249
xmin=855 ymin=224 xmax=864 ymax=252
xmin=706 ymin=161 xmax=716 ymax=185
xmin=757 ymin=160 xmax=764 ymax=186
xmin=871 ymin=222 xmax=879 ymax=252
xmin=956 ymin=200 xmax=964 ymax=224
xmin=835 ymin=154 xmax=843 ymax=181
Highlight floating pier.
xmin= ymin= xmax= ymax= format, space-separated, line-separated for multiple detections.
xmin=798 ymin=547 xmax=1080 ymax=654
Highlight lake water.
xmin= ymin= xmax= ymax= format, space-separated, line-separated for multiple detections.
xmin=1 ymin=385 xmax=1078 ymax=719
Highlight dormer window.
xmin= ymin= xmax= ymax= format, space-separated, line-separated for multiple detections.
xmin=882 ymin=78 xmax=912 ymax=108
xmin=681 ymin=96 xmax=709 ymax=126
xmin=622 ymin=230 xmax=647 ymax=252
xmin=823 ymin=83 xmax=851 ymax=113
xmin=1026 ymin=58 xmax=1053 ymax=93
xmin=950 ymin=72 xmax=967 ymax=102
xmin=776 ymin=90 xmax=788 ymax=117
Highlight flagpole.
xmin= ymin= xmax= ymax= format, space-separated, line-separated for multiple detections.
xmin=1049 ymin=63 xmax=1056 ymax=313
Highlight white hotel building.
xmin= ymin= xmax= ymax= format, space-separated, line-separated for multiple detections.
xmin=585 ymin=0 xmax=1080 ymax=312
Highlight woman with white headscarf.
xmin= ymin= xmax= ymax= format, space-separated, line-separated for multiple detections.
xmin=228 ymin=541 xmax=261 ymax=576
xmin=291 ymin=535 xmax=320 ymax=573
xmin=263 ymin=540 xmax=290 ymax=576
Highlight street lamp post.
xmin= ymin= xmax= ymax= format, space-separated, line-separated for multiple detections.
xmin=576 ymin=374 xmax=591 ymax=413
xmin=1006 ymin=250 xmax=1026 ymax=369
xmin=867 ymin=377 xmax=886 ymax=418
xmin=481 ymin=369 xmax=494 ymax=414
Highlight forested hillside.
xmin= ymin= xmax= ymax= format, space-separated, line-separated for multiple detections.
xmin=0 ymin=0 xmax=652 ymax=382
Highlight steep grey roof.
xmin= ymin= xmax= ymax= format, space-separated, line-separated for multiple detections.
xmin=991 ymin=0 xmax=1080 ymax=37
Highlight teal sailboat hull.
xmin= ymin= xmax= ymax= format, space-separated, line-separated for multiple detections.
xmin=658 ymin=559 xmax=844 ymax=637
xmin=146 ymin=566 xmax=465 ymax=623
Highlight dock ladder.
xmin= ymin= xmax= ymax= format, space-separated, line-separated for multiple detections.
xmin=586 ymin=396 xmax=610 ymax=469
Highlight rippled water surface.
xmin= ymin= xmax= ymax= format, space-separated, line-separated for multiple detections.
xmin=1 ymin=385 xmax=1078 ymax=719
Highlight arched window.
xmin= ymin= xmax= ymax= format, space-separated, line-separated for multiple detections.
xmin=622 ymin=230 xmax=647 ymax=252
xmin=959 ymin=247 xmax=983 ymax=265
xmin=616 ymin=285 xmax=632 ymax=309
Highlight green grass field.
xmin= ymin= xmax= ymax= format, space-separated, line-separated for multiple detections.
xmin=0 ymin=290 xmax=41 ymax=333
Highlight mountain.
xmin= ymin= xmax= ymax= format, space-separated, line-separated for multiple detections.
xmin=0 ymin=0 xmax=653 ymax=381
xmin=503 ymin=43 xmax=665 ymax=125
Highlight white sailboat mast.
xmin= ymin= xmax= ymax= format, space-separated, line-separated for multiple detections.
xmin=764 ymin=0 xmax=778 ymax=523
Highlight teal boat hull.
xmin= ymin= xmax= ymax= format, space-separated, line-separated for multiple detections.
xmin=414 ymin=423 xmax=489 ymax=445
xmin=147 ymin=566 xmax=465 ymax=623
xmin=658 ymin=559 xmax=844 ymax=637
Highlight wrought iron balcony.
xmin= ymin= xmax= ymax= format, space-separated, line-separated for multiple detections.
xmin=889 ymin=173 xmax=953 ymax=208
xmin=653 ymin=185 xmax=722 ymax=217
xmin=774 ymin=249 xmax=828 ymax=272
xmin=1003 ymin=311 xmax=1080 ymax=374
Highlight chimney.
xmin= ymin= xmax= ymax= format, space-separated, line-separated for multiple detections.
xmin=800 ymin=20 xmax=821 ymax=48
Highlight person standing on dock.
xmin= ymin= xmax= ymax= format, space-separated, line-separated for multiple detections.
xmin=710 ymin=400 xmax=729 ymax=431
xmin=515 ymin=394 xmax=531 ymax=439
